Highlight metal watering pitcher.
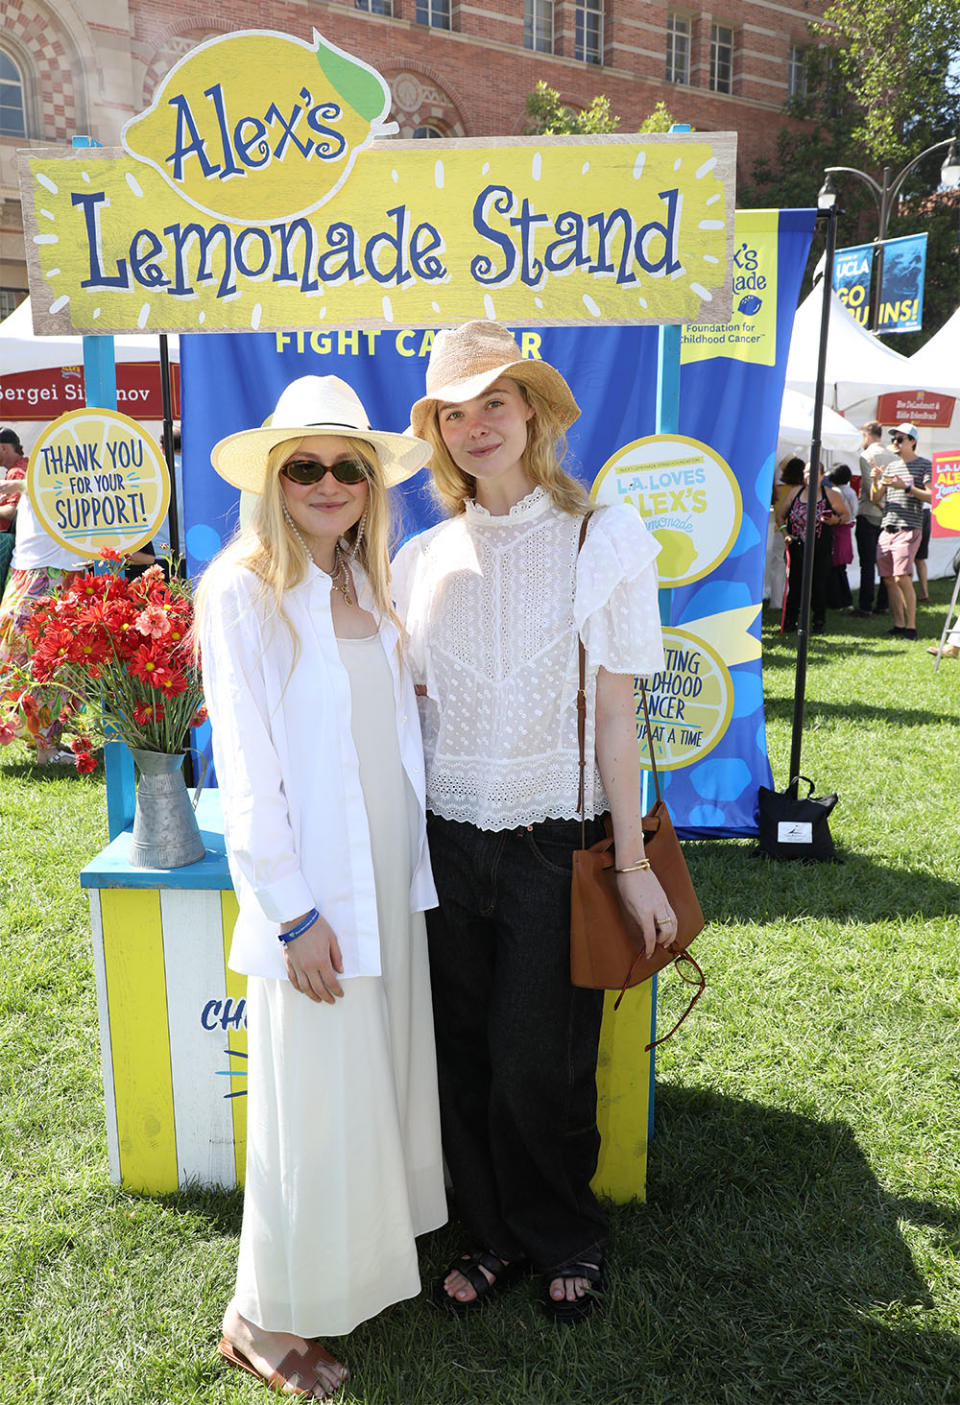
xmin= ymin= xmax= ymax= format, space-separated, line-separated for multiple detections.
xmin=129 ymin=747 xmax=207 ymax=869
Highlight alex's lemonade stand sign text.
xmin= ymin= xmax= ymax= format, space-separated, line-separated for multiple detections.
xmin=27 ymin=408 xmax=169 ymax=557
xmin=20 ymin=29 xmax=736 ymax=335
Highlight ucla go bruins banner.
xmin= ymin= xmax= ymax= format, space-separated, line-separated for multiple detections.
xmin=181 ymin=208 xmax=815 ymax=837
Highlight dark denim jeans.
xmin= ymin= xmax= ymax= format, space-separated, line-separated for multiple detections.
xmin=856 ymin=516 xmax=888 ymax=613
xmin=426 ymin=813 xmax=609 ymax=1274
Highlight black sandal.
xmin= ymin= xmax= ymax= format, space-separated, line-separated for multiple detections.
xmin=433 ymin=1249 xmax=525 ymax=1316
xmin=542 ymin=1260 xmax=605 ymax=1326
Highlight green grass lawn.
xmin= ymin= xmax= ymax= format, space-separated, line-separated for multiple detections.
xmin=2 ymin=585 xmax=959 ymax=1404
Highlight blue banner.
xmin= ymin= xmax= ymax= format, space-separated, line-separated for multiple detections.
xmin=832 ymin=232 xmax=927 ymax=332
xmin=182 ymin=208 xmax=815 ymax=836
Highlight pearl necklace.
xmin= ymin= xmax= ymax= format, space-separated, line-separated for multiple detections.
xmin=283 ymin=508 xmax=354 ymax=605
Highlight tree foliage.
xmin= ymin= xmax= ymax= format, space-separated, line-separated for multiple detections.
xmin=741 ymin=0 xmax=960 ymax=348
xmin=524 ymin=81 xmax=619 ymax=135
xmin=813 ymin=0 xmax=960 ymax=165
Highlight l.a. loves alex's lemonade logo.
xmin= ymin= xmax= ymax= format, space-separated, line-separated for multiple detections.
xmin=121 ymin=30 xmax=393 ymax=225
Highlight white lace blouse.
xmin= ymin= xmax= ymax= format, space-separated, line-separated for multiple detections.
xmin=391 ymin=487 xmax=663 ymax=831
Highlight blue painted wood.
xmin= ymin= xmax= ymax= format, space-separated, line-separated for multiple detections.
xmin=81 ymin=791 xmax=231 ymax=890
xmin=655 ymin=324 xmax=682 ymax=435
xmin=104 ymin=741 xmax=136 ymax=840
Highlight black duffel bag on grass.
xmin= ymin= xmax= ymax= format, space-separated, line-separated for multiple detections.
xmin=756 ymin=775 xmax=838 ymax=862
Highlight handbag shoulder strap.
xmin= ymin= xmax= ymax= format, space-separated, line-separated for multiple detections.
xmin=575 ymin=513 xmax=663 ymax=847
xmin=576 ymin=514 xmax=590 ymax=849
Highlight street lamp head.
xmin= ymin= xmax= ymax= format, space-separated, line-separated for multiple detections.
xmin=817 ymin=173 xmax=838 ymax=210
xmin=940 ymin=138 xmax=960 ymax=190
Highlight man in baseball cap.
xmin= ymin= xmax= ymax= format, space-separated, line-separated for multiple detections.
xmin=869 ymin=423 xmax=932 ymax=640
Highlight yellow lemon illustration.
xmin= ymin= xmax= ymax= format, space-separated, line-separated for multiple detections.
xmin=122 ymin=29 xmax=393 ymax=225
xmin=934 ymin=491 xmax=960 ymax=532
xmin=652 ymin=527 xmax=697 ymax=580
xmin=638 ymin=628 xmax=733 ymax=770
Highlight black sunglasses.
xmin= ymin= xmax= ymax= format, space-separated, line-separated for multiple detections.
xmin=891 ymin=435 xmax=905 ymax=444
xmin=281 ymin=457 xmax=368 ymax=485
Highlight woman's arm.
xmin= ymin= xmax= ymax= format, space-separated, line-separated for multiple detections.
xmin=201 ymin=571 xmax=345 ymax=1002
xmin=594 ymin=667 xmax=675 ymax=957
xmin=822 ymin=482 xmax=849 ymax=522
xmin=774 ymin=486 xmax=800 ymax=528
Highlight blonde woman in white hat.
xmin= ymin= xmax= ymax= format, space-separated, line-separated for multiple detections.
xmin=195 ymin=376 xmax=446 ymax=1397
xmin=393 ymin=322 xmax=672 ymax=1326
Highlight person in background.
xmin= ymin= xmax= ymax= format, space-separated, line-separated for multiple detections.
xmin=871 ymin=423 xmax=931 ymax=642
xmin=853 ymin=421 xmax=892 ymax=618
xmin=776 ymin=459 xmax=849 ymax=635
xmin=0 ymin=427 xmax=28 ymax=597
xmin=826 ymin=464 xmax=858 ymax=610
xmin=914 ymin=492 xmax=932 ymax=603
xmin=0 ymin=436 xmax=84 ymax=765
xmin=196 ymin=376 xmax=445 ymax=1400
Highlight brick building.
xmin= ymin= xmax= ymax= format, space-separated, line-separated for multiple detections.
xmin=1 ymin=0 xmax=825 ymax=315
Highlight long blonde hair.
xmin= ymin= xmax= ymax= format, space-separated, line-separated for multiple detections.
xmin=195 ymin=435 xmax=400 ymax=661
xmin=422 ymin=377 xmax=593 ymax=518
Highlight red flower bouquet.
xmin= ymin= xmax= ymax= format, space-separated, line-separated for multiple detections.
xmin=3 ymin=555 xmax=204 ymax=772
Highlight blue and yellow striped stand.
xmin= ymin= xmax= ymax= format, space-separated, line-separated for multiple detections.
xmin=81 ymin=785 xmax=653 ymax=1200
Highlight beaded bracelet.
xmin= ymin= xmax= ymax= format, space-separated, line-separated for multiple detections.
xmin=615 ymin=859 xmax=652 ymax=873
xmin=277 ymin=908 xmax=319 ymax=945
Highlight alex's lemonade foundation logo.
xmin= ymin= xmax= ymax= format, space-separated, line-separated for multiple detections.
xmin=122 ymin=29 xmax=394 ymax=225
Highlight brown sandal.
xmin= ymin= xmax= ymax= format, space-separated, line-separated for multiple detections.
xmin=218 ymin=1336 xmax=346 ymax=1398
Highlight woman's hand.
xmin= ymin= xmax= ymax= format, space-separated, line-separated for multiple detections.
xmin=615 ymin=867 xmax=677 ymax=959
xmin=280 ymin=913 xmax=345 ymax=1004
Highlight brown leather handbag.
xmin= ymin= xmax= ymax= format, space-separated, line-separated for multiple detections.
xmin=569 ymin=521 xmax=705 ymax=1047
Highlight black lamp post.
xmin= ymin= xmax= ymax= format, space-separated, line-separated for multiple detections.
xmin=818 ymin=136 xmax=960 ymax=332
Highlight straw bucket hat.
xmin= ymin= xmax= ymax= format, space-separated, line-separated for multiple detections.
xmin=211 ymin=375 xmax=432 ymax=492
xmin=409 ymin=321 xmax=580 ymax=438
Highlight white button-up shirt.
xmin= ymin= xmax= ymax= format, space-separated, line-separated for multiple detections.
xmin=198 ymin=556 xmax=436 ymax=981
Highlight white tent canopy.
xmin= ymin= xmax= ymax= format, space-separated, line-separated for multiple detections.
xmin=778 ymin=387 xmax=861 ymax=453
xmin=905 ymin=303 xmax=960 ymax=395
xmin=785 ymin=288 xmax=958 ymax=410
xmin=0 ymin=296 xmax=178 ymax=370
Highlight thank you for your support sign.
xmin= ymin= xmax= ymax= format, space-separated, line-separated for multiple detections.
xmin=19 ymin=28 xmax=736 ymax=335
xmin=27 ymin=409 xmax=169 ymax=558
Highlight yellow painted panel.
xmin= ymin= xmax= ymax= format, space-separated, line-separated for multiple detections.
xmin=100 ymin=889 xmax=178 ymax=1193
xmin=593 ymin=981 xmax=653 ymax=1203
xmin=220 ymin=891 xmax=247 ymax=1187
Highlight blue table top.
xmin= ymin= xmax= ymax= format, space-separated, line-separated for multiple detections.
xmin=80 ymin=790 xmax=233 ymax=890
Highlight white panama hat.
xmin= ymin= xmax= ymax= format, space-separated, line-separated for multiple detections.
xmin=211 ymin=375 xmax=432 ymax=492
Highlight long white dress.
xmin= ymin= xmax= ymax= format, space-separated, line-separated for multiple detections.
xmin=233 ymin=631 xmax=446 ymax=1338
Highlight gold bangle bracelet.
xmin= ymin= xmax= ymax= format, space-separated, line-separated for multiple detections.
xmin=615 ymin=859 xmax=651 ymax=873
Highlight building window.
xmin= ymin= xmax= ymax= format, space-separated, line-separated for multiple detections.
xmin=0 ymin=288 xmax=25 ymax=321
xmin=0 ymin=51 xmax=26 ymax=137
xmin=710 ymin=24 xmax=734 ymax=94
xmin=413 ymin=124 xmax=444 ymax=138
xmin=355 ymin=0 xmax=393 ymax=12
xmin=417 ymin=0 xmax=450 ymax=29
xmin=666 ymin=13 xmax=691 ymax=85
xmin=788 ymin=44 xmax=807 ymax=99
xmin=574 ymin=0 xmax=603 ymax=64
xmin=525 ymin=0 xmax=554 ymax=53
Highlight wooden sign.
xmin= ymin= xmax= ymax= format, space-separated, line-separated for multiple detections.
xmin=19 ymin=29 xmax=736 ymax=335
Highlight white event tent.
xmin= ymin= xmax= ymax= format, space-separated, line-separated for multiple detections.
xmin=782 ymin=289 xmax=960 ymax=410
xmin=905 ymin=304 xmax=960 ymax=396
xmin=0 ymin=296 xmax=178 ymax=373
xmin=778 ymin=387 xmax=861 ymax=453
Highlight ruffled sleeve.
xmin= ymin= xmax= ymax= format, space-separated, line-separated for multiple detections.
xmin=574 ymin=504 xmax=664 ymax=676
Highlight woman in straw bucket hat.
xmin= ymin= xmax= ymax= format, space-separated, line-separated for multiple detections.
xmin=195 ymin=375 xmax=446 ymax=1397
xmin=393 ymin=320 xmax=673 ymax=1324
